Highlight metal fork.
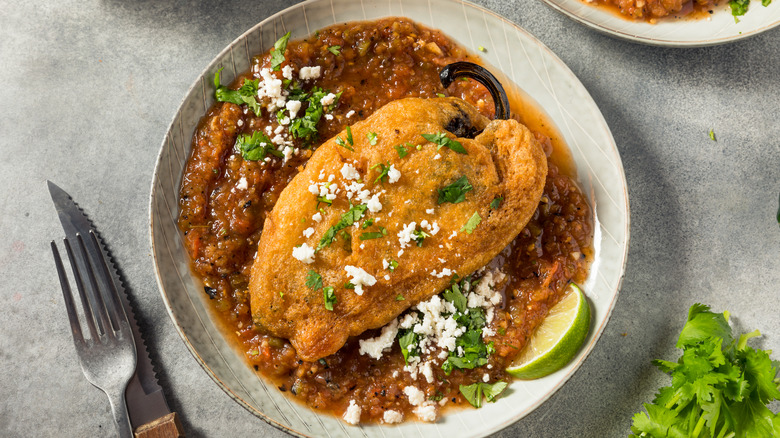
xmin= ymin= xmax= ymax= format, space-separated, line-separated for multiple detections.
xmin=51 ymin=231 xmax=137 ymax=438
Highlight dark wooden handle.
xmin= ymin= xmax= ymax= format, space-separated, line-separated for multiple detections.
xmin=134 ymin=412 xmax=185 ymax=438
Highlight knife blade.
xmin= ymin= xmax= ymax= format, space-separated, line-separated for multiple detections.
xmin=48 ymin=181 xmax=184 ymax=437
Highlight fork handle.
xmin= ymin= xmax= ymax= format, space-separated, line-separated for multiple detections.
xmin=134 ymin=412 xmax=185 ymax=438
xmin=106 ymin=386 xmax=133 ymax=438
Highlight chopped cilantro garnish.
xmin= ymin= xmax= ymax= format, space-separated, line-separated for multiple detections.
xmin=305 ymin=270 xmax=323 ymax=290
xmin=398 ymin=330 xmax=418 ymax=364
xmin=763 ymin=0 xmax=771 ymax=6
xmin=477 ymin=46 xmax=487 ymax=53
xmin=497 ymin=327 xmax=506 ymax=336
xmin=421 ymin=132 xmax=467 ymax=154
xmin=270 ymin=32 xmax=291 ymax=71
xmin=394 ymin=144 xmax=408 ymax=158
xmin=367 ymin=132 xmax=378 ymax=145
xmin=344 ymin=282 xmax=355 ymax=289
xmin=430 ymin=391 xmax=444 ymax=401
xmin=442 ymin=283 xmax=467 ymax=313
xmin=388 ymin=260 xmax=399 ymax=271
xmin=279 ymin=291 xmax=284 ymax=298
xmin=213 ymin=68 xmax=262 ymax=116
xmin=327 ymin=45 xmax=341 ymax=55
xmin=236 ymin=131 xmax=284 ymax=161
xmin=346 ymin=126 xmax=354 ymax=145
xmin=412 ymin=228 xmax=430 ymax=247
xmin=316 ymin=196 xmax=333 ymax=207
xmin=438 ymin=176 xmax=473 ymax=204
xmin=436 ymin=93 xmax=446 ymax=98
xmin=396 ymin=295 xmax=405 ymax=301
xmin=361 ymin=218 xmax=375 ymax=229
xmin=490 ymin=197 xmax=503 ymax=209
xmin=316 ymin=204 xmax=368 ymax=251
xmin=459 ymin=381 xmax=507 ymax=408
xmin=460 ymin=212 xmax=482 ymax=234
xmin=371 ymin=162 xmax=391 ymax=184
xmin=630 ymin=304 xmax=780 ymax=438
xmin=289 ymin=87 xmax=339 ymax=146
xmin=335 ymin=135 xmax=354 ymax=151
xmin=359 ymin=231 xmax=384 ymax=240
xmin=322 ymin=286 xmax=336 ymax=311
xmin=709 ymin=129 xmax=716 ymax=142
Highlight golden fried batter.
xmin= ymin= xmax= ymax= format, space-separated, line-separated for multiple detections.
xmin=249 ymin=97 xmax=547 ymax=360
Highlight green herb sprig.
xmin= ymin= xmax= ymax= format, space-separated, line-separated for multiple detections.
xmin=213 ymin=68 xmax=262 ymax=116
xmin=438 ymin=176 xmax=473 ymax=204
xmin=422 ymin=132 xmax=467 ymax=154
xmin=629 ymin=304 xmax=780 ymax=438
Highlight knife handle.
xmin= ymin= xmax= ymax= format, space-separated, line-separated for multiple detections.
xmin=134 ymin=412 xmax=185 ymax=438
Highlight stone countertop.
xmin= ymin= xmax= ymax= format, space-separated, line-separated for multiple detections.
xmin=1 ymin=0 xmax=778 ymax=437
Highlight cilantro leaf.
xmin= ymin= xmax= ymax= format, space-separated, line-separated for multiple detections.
xmin=346 ymin=126 xmax=354 ymax=146
xmin=371 ymin=162 xmax=391 ymax=184
xmin=396 ymin=295 xmax=405 ymax=301
xmin=422 ymin=132 xmax=467 ymax=154
xmin=442 ymin=283 xmax=467 ymax=313
xmin=327 ymin=45 xmax=341 ymax=55
xmin=213 ymin=68 xmax=262 ymax=116
xmin=398 ymin=330 xmax=418 ymax=364
xmin=359 ymin=231 xmax=384 ymax=240
xmin=270 ymin=31 xmax=291 ymax=71
xmin=729 ymin=0 xmax=751 ymax=16
xmin=367 ymin=132 xmax=378 ymax=145
xmin=335 ymin=135 xmax=354 ymax=151
xmin=411 ymin=227 xmax=430 ymax=247
xmin=236 ymin=131 xmax=284 ymax=161
xmin=361 ymin=219 xmax=374 ymax=229
xmin=437 ymin=175 xmax=473 ymax=204
xmin=288 ymin=87 xmax=332 ymax=145
xmin=394 ymin=144 xmax=408 ymax=158
xmin=677 ymin=303 xmax=733 ymax=349
xmin=460 ymin=212 xmax=482 ymax=234
xmin=388 ymin=260 xmax=398 ymax=271
xmin=459 ymin=381 xmax=507 ymax=408
xmin=305 ymin=270 xmax=322 ymax=290
xmin=316 ymin=204 xmax=367 ymax=251
xmin=323 ymin=286 xmax=336 ymax=311
xmin=490 ymin=196 xmax=503 ymax=209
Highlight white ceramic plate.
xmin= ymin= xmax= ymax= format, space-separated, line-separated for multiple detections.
xmin=149 ymin=0 xmax=629 ymax=436
xmin=542 ymin=0 xmax=780 ymax=46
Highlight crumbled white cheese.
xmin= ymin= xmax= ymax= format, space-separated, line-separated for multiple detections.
xmin=344 ymin=265 xmax=376 ymax=295
xmin=387 ymin=165 xmax=401 ymax=183
xmin=430 ymin=268 xmax=453 ymax=279
xmin=404 ymin=386 xmax=426 ymax=406
xmin=383 ymin=410 xmax=403 ymax=424
xmin=397 ymin=222 xmax=417 ymax=248
xmin=312 ymin=212 xmax=322 ymax=222
xmin=291 ymin=243 xmax=315 ymax=264
xmin=392 ymin=370 xmax=399 ymax=378
xmin=434 ymin=154 xmax=441 ymax=160
xmin=358 ymin=319 xmax=398 ymax=359
xmin=236 ymin=177 xmax=248 ymax=191
xmin=340 ymin=163 xmax=360 ymax=181
xmin=285 ymin=100 xmax=301 ymax=119
xmin=343 ymin=400 xmax=361 ymax=425
xmin=483 ymin=373 xmax=490 ymax=383
xmin=324 ymin=113 xmax=333 ymax=120
xmin=366 ymin=193 xmax=382 ymax=213
xmin=237 ymin=119 xmax=244 ymax=127
xmin=420 ymin=361 xmax=434 ymax=383
xmin=299 ymin=66 xmax=321 ymax=80
xmin=320 ymin=92 xmax=337 ymax=107
xmin=382 ymin=259 xmax=389 ymax=269
xmin=345 ymin=110 xmax=355 ymax=118
xmin=426 ymin=208 xmax=434 ymax=214
xmin=281 ymin=64 xmax=293 ymax=80
xmin=413 ymin=404 xmax=437 ymax=422
xmin=257 ymin=67 xmax=286 ymax=111
xmin=302 ymin=227 xmax=315 ymax=238
xmin=282 ymin=146 xmax=293 ymax=162
xmin=384 ymin=274 xmax=390 ymax=281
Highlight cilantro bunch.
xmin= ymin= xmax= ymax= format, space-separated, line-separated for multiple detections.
xmin=630 ymin=304 xmax=780 ymax=438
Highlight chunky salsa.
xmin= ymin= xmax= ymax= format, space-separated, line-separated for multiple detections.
xmin=178 ymin=18 xmax=593 ymax=424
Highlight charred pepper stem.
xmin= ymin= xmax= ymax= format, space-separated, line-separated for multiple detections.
xmin=440 ymin=61 xmax=510 ymax=120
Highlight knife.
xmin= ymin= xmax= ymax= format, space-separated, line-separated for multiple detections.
xmin=48 ymin=181 xmax=184 ymax=437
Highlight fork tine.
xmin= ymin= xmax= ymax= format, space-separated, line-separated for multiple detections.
xmin=63 ymin=236 xmax=101 ymax=341
xmin=87 ymin=230 xmax=126 ymax=332
xmin=75 ymin=233 xmax=114 ymax=340
xmin=51 ymin=241 xmax=85 ymax=344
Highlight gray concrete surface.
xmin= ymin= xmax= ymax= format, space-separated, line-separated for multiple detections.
xmin=1 ymin=0 xmax=778 ymax=436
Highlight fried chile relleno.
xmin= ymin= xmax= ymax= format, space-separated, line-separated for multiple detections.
xmin=249 ymin=97 xmax=547 ymax=361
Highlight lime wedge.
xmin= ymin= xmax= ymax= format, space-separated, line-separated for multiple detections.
xmin=506 ymin=283 xmax=591 ymax=379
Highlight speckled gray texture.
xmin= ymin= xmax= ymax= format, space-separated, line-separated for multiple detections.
xmin=0 ymin=0 xmax=778 ymax=436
